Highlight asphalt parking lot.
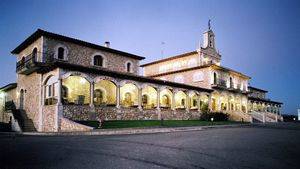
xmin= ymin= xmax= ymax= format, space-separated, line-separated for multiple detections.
xmin=1 ymin=123 xmax=300 ymax=169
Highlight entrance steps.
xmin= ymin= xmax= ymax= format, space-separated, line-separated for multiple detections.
xmin=250 ymin=111 xmax=281 ymax=123
xmin=12 ymin=109 xmax=36 ymax=132
xmin=228 ymin=111 xmax=252 ymax=122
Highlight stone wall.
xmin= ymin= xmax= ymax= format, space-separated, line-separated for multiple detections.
xmin=153 ymin=66 xmax=212 ymax=89
xmin=60 ymin=117 xmax=93 ymax=132
xmin=44 ymin=37 xmax=140 ymax=74
xmin=43 ymin=105 xmax=56 ymax=132
xmin=17 ymin=72 xmax=42 ymax=130
xmin=17 ymin=37 xmax=43 ymax=61
xmin=143 ymin=52 xmax=199 ymax=76
xmin=63 ymin=105 xmax=159 ymax=121
xmin=63 ymin=104 xmax=202 ymax=122
xmin=161 ymin=109 xmax=201 ymax=120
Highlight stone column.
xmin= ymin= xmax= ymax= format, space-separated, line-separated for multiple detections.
xmin=156 ymin=88 xmax=161 ymax=120
xmin=90 ymin=82 xmax=94 ymax=108
xmin=208 ymin=94 xmax=212 ymax=112
xmin=57 ymin=78 xmax=62 ymax=105
xmin=172 ymin=90 xmax=176 ymax=110
xmin=116 ymin=84 xmax=121 ymax=109
xmin=156 ymin=88 xmax=160 ymax=110
xmin=186 ymin=92 xmax=189 ymax=111
xmin=197 ymin=94 xmax=201 ymax=112
xmin=138 ymin=87 xmax=142 ymax=110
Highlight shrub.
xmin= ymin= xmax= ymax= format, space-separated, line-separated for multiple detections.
xmin=200 ymin=112 xmax=229 ymax=121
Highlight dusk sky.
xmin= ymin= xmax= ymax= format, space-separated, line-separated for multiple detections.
xmin=0 ymin=0 xmax=299 ymax=115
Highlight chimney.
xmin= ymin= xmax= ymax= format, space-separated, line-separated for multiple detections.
xmin=104 ymin=41 xmax=110 ymax=48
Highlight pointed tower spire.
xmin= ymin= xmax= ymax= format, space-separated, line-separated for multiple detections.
xmin=208 ymin=19 xmax=211 ymax=30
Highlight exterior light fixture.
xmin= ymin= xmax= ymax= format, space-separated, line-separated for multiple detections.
xmin=211 ymin=117 xmax=214 ymax=122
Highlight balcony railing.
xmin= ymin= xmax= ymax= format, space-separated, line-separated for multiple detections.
xmin=212 ymin=78 xmax=248 ymax=93
xmin=212 ymin=79 xmax=227 ymax=88
xmin=16 ymin=52 xmax=54 ymax=74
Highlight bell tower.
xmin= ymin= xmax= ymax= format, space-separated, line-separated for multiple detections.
xmin=203 ymin=20 xmax=216 ymax=50
xmin=199 ymin=20 xmax=221 ymax=66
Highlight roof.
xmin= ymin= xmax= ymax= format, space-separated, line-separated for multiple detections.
xmin=210 ymin=65 xmax=251 ymax=79
xmin=11 ymin=29 xmax=145 ymax=60
xmin=140 ymin=51 xmax=198 ymax=67
xmin=39 ymin=61 xmax=213 ymax=93
xmin=147 ymin=63 xmax=250 ymax=79
xmin=248 ymin=86 xmax=268 ymax=93
xmin=0 ymin=83 xmax=17 ymax=92
xmin=148 ymin=64 xmax=212 ymax=78
xmin=248 ymin=96 xmax=283 ymax=105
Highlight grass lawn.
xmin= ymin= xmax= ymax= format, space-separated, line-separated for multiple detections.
xmin=77 ymin=120 xmax=247 ymax=129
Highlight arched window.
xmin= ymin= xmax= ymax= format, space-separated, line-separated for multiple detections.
xmin=125 ymin=61 xmax=133 ymax=73
xmin=230 ymin=77 xmax=233 ymax=88
xmin=213 ymin=72 xmax=217 ymax=84
xmin=44 ymin=76 xmax=58 ymax=105
xmin=94 ymin=55 xmax=103 ymax=67
xmin=126 ymin=62 xmax=131 ymax=72
xmin=32 ymin=48 xmax=37 ymax=62
xmin=57 ymin=47 xmax=65 ymax=60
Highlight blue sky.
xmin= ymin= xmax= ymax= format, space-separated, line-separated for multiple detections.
xmin=0 ymin=0 xmax=299 ymax=114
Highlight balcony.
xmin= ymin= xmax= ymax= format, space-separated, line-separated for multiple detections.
xmin=16 ymin=52 xmax=54 ymax=75
xmin=212 ymin=79 xmax=227 ymax=89
xmin=212 ymin=79 xmax=249 ymax=94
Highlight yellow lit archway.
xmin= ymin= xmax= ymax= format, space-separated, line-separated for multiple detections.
xmin=175 ymin=91 xmax=187 ymax=109
xmin=94 ymin=80 xmax=116 ymax=106
xmin=190 ymin=92 xmax=198 ymax=110
xmin=120 ymin=83 xmax=138 ymax=107
xmin=142 ymin=85 xmax=157 ymax=109
xmin=62 ymin=75 xmax=91 ymax=105
xmin=160 ymin=88 xmax=172 ymax=108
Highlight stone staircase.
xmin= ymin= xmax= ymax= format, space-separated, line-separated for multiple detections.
xmin=250 ymin=111 xmax=264 ymax=123
xmin=250 ymin=111 xmax=280 ymax=123
xmin=12 ymin=109 xmax=36 ymax=132
xmin=229 ymin=111 xmax=252 ymax=122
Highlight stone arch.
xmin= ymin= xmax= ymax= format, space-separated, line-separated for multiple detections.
xmin=124 ymin=60 xmax=134 ymax=73
xmin=91 ymin=52 xmax=107 ymax=68
xmin=94 ymin=79 xmax=117 ymax=106
xmin=61 ymin=71 xmax=93 ymax=83
xmin=54 ymin=44 xmax=68 ymax=60
xmin=141 ymin=84 xmax=157 ymax=109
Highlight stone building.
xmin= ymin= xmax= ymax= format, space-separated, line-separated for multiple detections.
xmin=0 ymin=24 xmax=282 ymax=132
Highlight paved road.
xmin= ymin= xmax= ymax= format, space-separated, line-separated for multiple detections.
xmin=1 ymin=123 xmax=300 ymax=169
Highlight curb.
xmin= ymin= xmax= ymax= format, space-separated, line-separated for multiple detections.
xmin=0 ymin=123 xmax=252 ymax=136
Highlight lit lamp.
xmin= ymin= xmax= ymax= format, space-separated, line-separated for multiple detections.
xmin=211 ymin=117 xmax=214 ymax=125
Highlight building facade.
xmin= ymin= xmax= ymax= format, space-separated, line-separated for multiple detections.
xmin=0 ymin=25 xmax=282 ymax=132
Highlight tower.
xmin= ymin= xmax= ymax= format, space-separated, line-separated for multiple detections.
xmin=199 ymin=20 xmax=221 ymax=66
xmin=203 ymin=19 xmax=216 ymax=50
